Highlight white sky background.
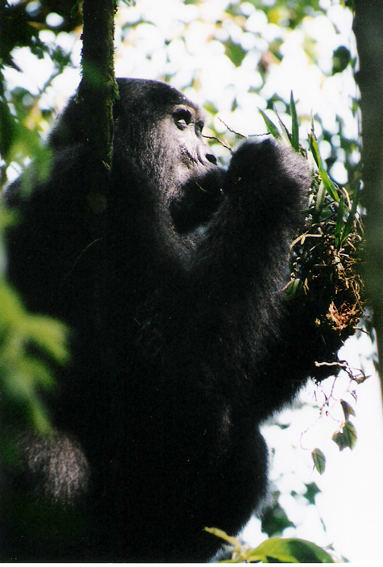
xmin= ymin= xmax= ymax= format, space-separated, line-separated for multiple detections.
xmin=4 ymin=0 xmax=383 ymax=562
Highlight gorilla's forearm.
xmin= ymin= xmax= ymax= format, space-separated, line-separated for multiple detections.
xmin=191 ymin=140 xmax=311 ymax=315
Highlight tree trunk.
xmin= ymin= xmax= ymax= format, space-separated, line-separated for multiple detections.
xmin=354 ymin=1 xmax=383 ymax=400
xmin=77 ymin=0 xmax=118 ymax=333
xmin=78 ymin=0 xmax=118 ymax=167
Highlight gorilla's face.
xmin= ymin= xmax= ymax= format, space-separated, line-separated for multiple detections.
xmin=167 ymin=103 xmax=218 ymax=181
xmin=156 ymin=101 xmax=224 ymax=233
xmin=114 ymin=79 xmax=224 ymax=234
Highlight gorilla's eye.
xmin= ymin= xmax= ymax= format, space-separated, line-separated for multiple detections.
xmin=173 ymin=108 xmax=193 ymax=130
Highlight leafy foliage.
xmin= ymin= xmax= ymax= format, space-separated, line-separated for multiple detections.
xmin=0 ymin=278 xmax=68 ymax=431
xmin=206 ymin=528 xmax=334 ymax=563
xmin=260 ymin=97 xmax=364 ymax=483
xmin=0 ymin=208 xmax=68 ymax=440
xmin=248 ymin=537 xmax=334 ymax=563
xmin=1 ymin=7 xmax=70 ymax=444
xmin=303 ymin=482 xmax=321 ymax=505
xmin=244 ymin=0 xmax=324 ymax=29
xmin=225 ymin=39 xmax=247 ymax=67
xmin=261 ymin=494 xmax=295 ymax=537
xmin=332 ymin=45 xmax=351 ymax=75
xmin=258 ymin=95 xmax=364 ymax=361
xmin=2 ymin=0 xmax=82 ymax=68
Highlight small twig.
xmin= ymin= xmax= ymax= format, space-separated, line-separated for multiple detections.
xmin=314 ymin=360 xmax=348 ymax=368
xmin=202 ymin=135 xmax=233 ymax=153
xmin=290 ymin=233 xmax=323 ymax=248
xmin=248 ymin=132 xmax=272 ymax=138
xmin=217 ymin=117 xmax=247 ymax=138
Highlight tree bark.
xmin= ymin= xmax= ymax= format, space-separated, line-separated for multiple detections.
xmin=78 ymin=0 xmax=118 ymax=167
xmin=76 ymin=0 xmax=118 ymax=333
xmin=354 ymin=1 xmax=383 ymax=399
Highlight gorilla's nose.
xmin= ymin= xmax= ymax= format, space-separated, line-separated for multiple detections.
xmin=205 ymin=153 xmax=217 ymax=165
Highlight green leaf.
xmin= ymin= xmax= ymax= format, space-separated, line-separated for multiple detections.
xmin=204 ymin=527 xmax=240 ymax=547
xmin=341 ymin=400 xmax=355 ymax=420
xmin=225 ymin=39 xmax=247 ymax=68
xmin=343 ymin=422 xmax=357 ymax=449
xmin=285 ymin=277 xmax=302 ymax=299
xmin=308 ymin=132 xmax=339 ymax=201
xmin=261 ymin=501 xmax=295 ymax=537
xmin=312 ymin=448 xmax=326 ymax=474
xmin=334 ymin=195 xmax=346 ymax=248
xmin=315 ymin=180 xmax=326 ymax=215
xmin=0 ymin=282 xmax=68 ymax=364
xmin=332 ymin=45 xmax=351 ymax=75
xmin=203 ymin=101 xmax=218 ymax=115
xmin=303 ymin=482 xmax=321 ymax=505
xmin=332 ymin=420 xmax=357 ymax=450
xmin=0 ymin=100 xmax=17 ymax=159
xmin=0 ymin=276 xmax=68 ymax=433
xmin=275 ymin=111 xmax=292 ymax=146
xmin=290 ymin=91 xmax=299 ymax=151
xmin=340 ymin=182 xmax=360 ymax=243
xmin=24 ymin=315 xmax=69 ymax=365
xmin=247 ymin=537 xmax=334 ymax=563
xmin=259 ymin=110 xmax=281 ymax=139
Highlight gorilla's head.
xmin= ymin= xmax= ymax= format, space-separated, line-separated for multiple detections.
xmin=49 ymin=78 xmax=224 ymax=235
xmin=114 ymin=79 xmax=224 ymax=233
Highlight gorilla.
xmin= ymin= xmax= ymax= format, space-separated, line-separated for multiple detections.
xmin=2 ymin=78 xmax=329 ymax=561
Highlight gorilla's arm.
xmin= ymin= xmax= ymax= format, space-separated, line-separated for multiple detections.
xmin=252 ymin=290 xmax=344 ymax=421
xmin=190 ymin=140 xmax=310 ymax=336
xmin=188 ymin=140 xmax=341 ymax=418
xmin=184 ymin=140 xmax=325 ymax=416
xmin=193 ymin=141 xmax=309 ymax=297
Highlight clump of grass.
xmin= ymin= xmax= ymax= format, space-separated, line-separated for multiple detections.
xmin=287 ymin=166 xmax=363 ymax=341
xmin=261 ymin=93 xmax=364 ymax=353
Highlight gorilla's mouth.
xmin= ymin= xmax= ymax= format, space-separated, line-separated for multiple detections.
xmin=179 ymin=146 xmax=200 ymax=167
xmin=179 ymin=145 xmax=217 ymax=169
xmin=169 ymin=170 xmax=224 ymax=234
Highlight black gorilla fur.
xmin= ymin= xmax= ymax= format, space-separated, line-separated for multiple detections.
xmin=3 ymin=78 xmax=322 ymax=561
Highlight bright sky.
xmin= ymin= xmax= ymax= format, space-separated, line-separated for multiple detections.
xmin=4 ymin=0 xmax=383 ymax=562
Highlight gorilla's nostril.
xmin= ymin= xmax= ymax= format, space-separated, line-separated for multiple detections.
xmin=206 ymin=153 xmax=217 ymax=165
